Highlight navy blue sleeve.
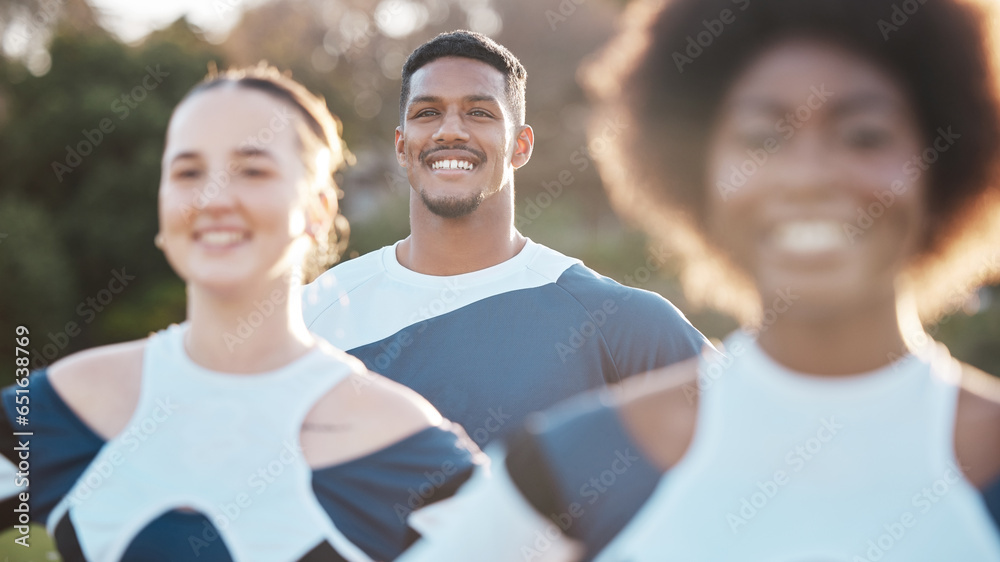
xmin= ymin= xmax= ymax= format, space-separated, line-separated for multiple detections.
xmin=981 ymin=473 xmax=1000 ymax=536
xmin=505 ymin=393 xmax=664 ymax=560
xmin=1 ymin=370 xmax=105 ymax=524
xmin=555 ymin=264 xmax=710 ymax=383
xmin=312 ymin=420 xmax=484 ymax=561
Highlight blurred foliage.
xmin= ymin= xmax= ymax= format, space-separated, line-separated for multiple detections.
xmin=0 ymin=0 xmax=997 ymax=382
xmin=0 ymin=12 xmax=221 ymax=378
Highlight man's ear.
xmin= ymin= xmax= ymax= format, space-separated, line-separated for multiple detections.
xmin=395 ymin=127 xmax=407 ymax=168
xmin=510 ymin=124 xmax=534 ymax=169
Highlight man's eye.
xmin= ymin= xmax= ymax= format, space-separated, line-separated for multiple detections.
xmin=470 ymin=110 xmax=491 ymax=117
xmin=415 ymin=109 xmax=439 ymax=118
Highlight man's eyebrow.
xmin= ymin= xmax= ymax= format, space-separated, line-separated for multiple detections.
xmin=408 ymin=94 xmax=503 ymax=106
xmin=465 ymin=95 xmax=501 ymax=105
xmin=409 ymin=95 xmax=442 ymax=106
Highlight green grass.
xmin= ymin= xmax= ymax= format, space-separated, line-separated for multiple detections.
xmin=0 ymin=525 xmax=60 ymax=562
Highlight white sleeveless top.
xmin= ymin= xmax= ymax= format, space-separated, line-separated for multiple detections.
xmin=47 ymin=323 xmax=373 ymax=562
xmin=596 ymin=331 xmax=1000 ymax=561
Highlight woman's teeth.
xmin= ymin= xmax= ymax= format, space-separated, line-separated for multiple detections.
xmin=198 ymin=231 xmax=247 ymax=245
xmin=772 ymin=220 xmax=846 ymax=253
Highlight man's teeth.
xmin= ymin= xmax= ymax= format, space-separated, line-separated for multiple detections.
xmin=431 ymin=159 xmax=475 ymax=171
xmin=199 ymin=231 xmax=247 ymax=245
xmin=773 ymin=221 xmax=846 ymax=253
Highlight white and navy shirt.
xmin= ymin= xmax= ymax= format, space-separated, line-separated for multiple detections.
xmin=401 ymin=331 xmax=1000 ymax=561
xmin=0 ymin=324 xmax=482 ymax=562
xmin=302 ymin=239 xmax=709 ymax=448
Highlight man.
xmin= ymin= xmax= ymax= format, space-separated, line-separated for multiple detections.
xmin=302 ymin=30 xmax=708 ymax=447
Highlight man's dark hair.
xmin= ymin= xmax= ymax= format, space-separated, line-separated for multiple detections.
xmin=584 ymin=0 xmax=1000 ymax=322
xmin=400 ymin=30 xmax=527 ymax=126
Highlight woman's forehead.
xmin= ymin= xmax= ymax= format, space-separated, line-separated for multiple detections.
xmin=720 ymin=39 xmax=911 ymax=114
xmin=166 ymin=86 xmax=303 ymax=157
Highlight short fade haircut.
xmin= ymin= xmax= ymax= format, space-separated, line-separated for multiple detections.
xmin=584 ymin=0 xmax=1000 ymax=323
xmin=400 ymin=30 xmax=527 ymax=126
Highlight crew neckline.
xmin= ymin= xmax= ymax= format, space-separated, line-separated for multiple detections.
xmin=381 ymin=237 xmax=541 ymax=288
xmin=167 ymin=323 xmax=325 ymax=381
xmin=725 ymin=329 xmax=926 ymax=398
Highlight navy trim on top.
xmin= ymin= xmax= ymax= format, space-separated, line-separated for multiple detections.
xmin=0 ymin=369 xmax=481 ymax=561
xmin=505 ymin=393 xmax=664 ymax=560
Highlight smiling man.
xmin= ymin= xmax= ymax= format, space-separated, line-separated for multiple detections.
xmin=302 ymin=31 xmax=709 ymax=448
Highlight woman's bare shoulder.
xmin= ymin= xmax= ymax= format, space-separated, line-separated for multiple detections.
xmin=45 ymin=338 xmax=148 ymax=439
xmin=612 ymin=356 xmax=702 ymax=472
xmin=302 ymin=365 xmax=443 ymax=468
xmin=955 ymin=361 xmax=1000 ymax=488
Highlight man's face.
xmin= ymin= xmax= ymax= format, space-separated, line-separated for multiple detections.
xmin=395 ymin=56 xmax=531 ymax=219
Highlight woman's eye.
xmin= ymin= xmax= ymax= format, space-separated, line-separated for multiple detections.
xmin=173 ymin=169 xmax=201 ymax=180
xmin=737 ymin=131 xmax=775 ymax=149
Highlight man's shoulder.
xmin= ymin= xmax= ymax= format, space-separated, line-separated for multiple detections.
xmin=550 ymin=260 xmax=690 ymax=322
xmin=302 ymin=246 xmax=391 ymax=320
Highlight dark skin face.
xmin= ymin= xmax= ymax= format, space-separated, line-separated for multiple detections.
xmin=393 ymin=56 xmax=534 ymax=275
xmin=704 ymin=38 xmax=928 ymax=374
xmin=617 ymin=40 xmax=1000 ymax=502
xmin=395 ymin=56 xmax=532 ymax=219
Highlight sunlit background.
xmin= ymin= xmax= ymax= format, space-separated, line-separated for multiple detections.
xmin=2 ymin=0 xmax=998 ymax=360
xmin=1 ymin=0 xmax=1000 ymax=558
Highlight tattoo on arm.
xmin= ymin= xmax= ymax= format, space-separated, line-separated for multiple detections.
xmin=302 ymin=423 xmax=351 ymax=432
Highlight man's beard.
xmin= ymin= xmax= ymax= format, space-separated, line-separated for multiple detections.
xmin=418 ymin=189 xmax=486 ymax=218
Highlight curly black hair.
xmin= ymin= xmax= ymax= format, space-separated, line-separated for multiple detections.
xmin=400 ymin=30 xmax=527 ymax=126
xmin=584 ymin=0 xmax=1000 ymax=322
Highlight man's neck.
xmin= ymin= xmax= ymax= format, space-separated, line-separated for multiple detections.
xmin=398 ymin=189 xmax=527 ymax=276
